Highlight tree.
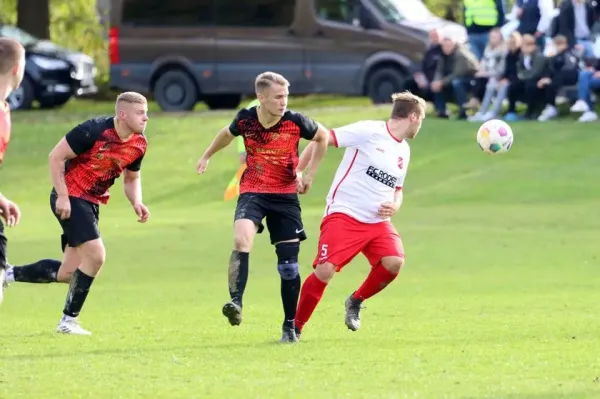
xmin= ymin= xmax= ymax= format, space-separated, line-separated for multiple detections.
xmin=17 ymin=0 xmax=50 ymax=39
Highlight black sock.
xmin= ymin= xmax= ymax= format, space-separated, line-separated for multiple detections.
xmin=228 ymin=250 xmax=249 ymax=307
xmin=281 ymin=275 xmax=301 ymax=323
xmin=63 ymin=269 xmax=95 ymax=318
xmin=13 ymin=259 xmax=61 ymax=283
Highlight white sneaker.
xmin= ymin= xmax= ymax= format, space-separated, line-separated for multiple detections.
xmin=4 ymin=265 xmax=13 ymax=286
xmin=538 ymin=105 xmax=558 ymax=121
xmin=481 ymin=111 xmax=497 ymax=121
xmin=468 ymin=113 xmax=484 ymax=122
xmin=56 ymin=316 xmax=92 ymax=335
xmin=578 ymin=111 xmax=598 ymax=122
xmin=570 ymin=100 xmax=590 ymax=113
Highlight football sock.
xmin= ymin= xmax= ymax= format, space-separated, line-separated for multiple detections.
xmin=62 ymin=269 xmax=95 ymax=318
xmin=12 ymin=259 xmax=61 ymax=283
xmin=294 ymin=273 xmax=328 ymax=331
xmin=353 ymin=263 xmax=398 ymax=301
xmin=228 ymin=250 xmax=249 ymax=307
xmin=281 ymin=275 xmax=301 ymax=323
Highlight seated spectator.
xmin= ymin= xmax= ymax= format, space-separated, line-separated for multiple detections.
xmin=466 ymin=28 xmax=508 ymax=111
xmin=537 ymin=35 xmax=580 ymax=121
xmin=570 ymin=59 xmax=600 ymax=122
xmin=431 ymin=36 xmax=479 ymax=119
xmin=551 ymin=0 xmax=596 ymax=59
xmin=404 ymin=28 xmax=443 ymax=101
xmin=470 ymin=31 xmax=522 ymax=122
xmin=505 ymin=34 xmax=547 ymax=121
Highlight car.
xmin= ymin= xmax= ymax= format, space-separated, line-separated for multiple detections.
xmin=1 ymin=25 xmax=98 ymax=111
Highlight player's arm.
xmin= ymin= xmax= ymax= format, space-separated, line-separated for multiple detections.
xmin=201 ymin=125 xmax=236 ymax=160
xmin=124 ymin=156 xmax=144 ymax=206
xmin=302 ymin=123 xmax=329 ymax=180
xmin=297 ymin=129 xmax=336 ymax=173
xmin=48 ymin=120 xmax=97 ymax=197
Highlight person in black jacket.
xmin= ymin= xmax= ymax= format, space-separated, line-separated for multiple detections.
xmin=537 ymin=35 xmax=580 ymax=121
xmin=551 ymin=0 xmax=596 ymax=58
xmin=404 ymin=29 xmax=443 ymax=101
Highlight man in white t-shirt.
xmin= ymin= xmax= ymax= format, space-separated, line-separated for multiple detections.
xmin=293 ymin=91 xmax=426 ymax=338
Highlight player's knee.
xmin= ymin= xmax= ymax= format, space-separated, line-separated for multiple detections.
xmin=276 ymin=242 xmax=300 ymax=280
xmin=381 ymin=256 xmax=404 ymax=274
xmin=233 ymin=220 xmax=256 ymax=252
xmin=314 ymin=262 xmax=336 ymax=282
xmin=78 ymin=239 xmax=106 ymax=275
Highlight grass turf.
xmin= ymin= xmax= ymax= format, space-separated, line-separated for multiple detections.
xmin=1 ymin=101 xmax=599 ymax=399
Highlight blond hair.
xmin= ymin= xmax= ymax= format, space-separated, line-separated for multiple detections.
xmin=116 ymin=91 xmax=147 ymax=106
xmin=391 ymin=91 xmax=427 ymax=119
xmin=255 ymin=72 xmax=290 ymax=92
xmin=0 ymin=38 xmax=24 ymax=74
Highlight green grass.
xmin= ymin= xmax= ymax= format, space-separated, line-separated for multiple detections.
xmin=1 ymin=102 xmax=600 ymax=399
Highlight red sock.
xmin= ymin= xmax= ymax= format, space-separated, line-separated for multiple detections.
xmin=353 ymin=263 xmax=398 ymax=301
xmin=294 ymin=273 xmax=328 ymax=331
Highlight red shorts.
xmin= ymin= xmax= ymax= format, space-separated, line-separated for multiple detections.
xmin=312 ymin=213 xmax=404 ymax=271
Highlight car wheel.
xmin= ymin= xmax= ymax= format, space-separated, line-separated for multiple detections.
xmin=7 ymin=76 xmax=35 ymax=111
xmin=366 ymin=67 xmax=406 ymax=104
xmin=153 ymin=69 xmax=198 ymax=112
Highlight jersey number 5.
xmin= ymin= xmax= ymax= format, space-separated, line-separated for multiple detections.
xmin=320 ymin=244 xmax=328 ymax=257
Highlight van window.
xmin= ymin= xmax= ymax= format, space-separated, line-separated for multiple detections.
xmin=315 ymin=0 xmax=359 ymax=24
xmin=216 ymin=0 xmax=295 ymax=27
xmin=122 ymin=0 xmax=214 ymax=26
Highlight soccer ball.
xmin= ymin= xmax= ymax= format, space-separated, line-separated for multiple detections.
xmin=476 ymin=119 xmax=514 ymax=154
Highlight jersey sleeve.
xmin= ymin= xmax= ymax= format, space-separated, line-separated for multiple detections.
xmin=228 ymin=110 xmax=244 ymax=137
xmin=295 ymin=113 xmax=319 ymax=140
xmin=126 ymin=155 xmax=144 ymax=172
xmin=331 ymin=121 xmax=375 ymax=148
xmin=65 ymin=119 xmax=101 ymax=155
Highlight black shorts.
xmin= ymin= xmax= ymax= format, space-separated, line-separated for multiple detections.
xmin=0 ymin=220 xmax=6 ymax=269
xmin=50 ymin=190 xmax=100 ymax=251
xmin=234 ymin=193 xmax=307 ymax=245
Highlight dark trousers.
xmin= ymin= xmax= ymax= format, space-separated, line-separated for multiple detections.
xmin=508 ymin=78 xmax=541 ymax=117
xmin=473 ymin=77 xmax=489 ymax=101
xmin=544 ymin=70 xmax=579 ymax=106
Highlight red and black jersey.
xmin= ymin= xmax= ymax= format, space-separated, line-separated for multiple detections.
xmin=0 ymin=101 xmax=11 ymax=166
xmin=64 ymin=117 xmax=147 ymax=204
xmin=229 ymin=107 xmax=318 ymax=194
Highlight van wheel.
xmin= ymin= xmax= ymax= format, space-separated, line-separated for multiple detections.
xmin=153 ymin=70 xmax=198 ymax=111
xmin=366 ymin=67 xmax=406 ymax=104
xmin=204 ymin=94 xmax=242 ymax=110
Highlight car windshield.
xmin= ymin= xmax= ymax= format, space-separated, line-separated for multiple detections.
xmin=0 ymin=25 xmax=38 ymax=46
xmin=369 ymin=0 xmax=434 ymax=23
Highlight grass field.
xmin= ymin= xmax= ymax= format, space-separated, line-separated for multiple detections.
xmin=1 ymin=100 xmax=600 ymax=399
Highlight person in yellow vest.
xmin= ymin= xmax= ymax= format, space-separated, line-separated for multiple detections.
xmin=224 ymin=99 xmax=260 ymax=200
xmin=464 ymin=0 xmax=506 ymax=60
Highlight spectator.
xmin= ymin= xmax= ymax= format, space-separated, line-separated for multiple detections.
xmin=551 ymin=0 xmax=596 ymax=59
xmin=463 ymin=0 xmax=506 ymax=60
xmin=404 ymin=29 xmax=443 ymax=101
xmin=470 ymin=31 xmax=520 ymax=122
xmin=537 ymin=35 xmax=580 ymax=121
xmin=570 ymin=59 xmax=600 ymax=121
xmin=512 ymin=0 xmax=555 ymax=49
xmin=466 ymin=28 xmax=507 ymax=111
xmin=431 ymin=37 xmax=479 ymax=119
xmin=505 ymin=34 xmax=547 ymax=120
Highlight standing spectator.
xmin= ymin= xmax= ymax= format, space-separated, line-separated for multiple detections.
xmin=463 ymin=0 xmax=506 ymax=60
xmin=431 ymin=37 xmax=479 ymax=120
xmin=466 ymin=28 xmax=508 ymax=111
xmin=551 ymin=0 xmax=596 ymax=59
xmin=537 ymin=35 xmax=580 ymax=121
xmin=404 ymin=29 xmax=443 ymax=101
xmin=470 ymin=31 xmax=518 ymax=122
xmin=512 ymin=0 xmax=555 ymax=49
xmin=505 ymin=34 xmax=547 ymax=120
xmin=570 ymin=59 xmax=600 ymax=121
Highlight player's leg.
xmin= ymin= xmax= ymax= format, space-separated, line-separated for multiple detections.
xmin=294 ymin=214 xmax=365 ymax=337
xmin=222 ymin=193 xmax=264 ymax=326
xmin=53 ymin=195 xmax=102 ymax=335
xmin=264 ymin=194 xmax=309 ymax=342
xmin=6 ymin=238 xmax=76 ymax=284
xmin=345 ymin=223 xmax=405 ymax=331
xmin=0 ymin=220 xmax=7 ymax=305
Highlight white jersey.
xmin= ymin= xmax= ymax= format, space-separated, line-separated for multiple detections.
xmin=324 ymin=120 xmax=410 ymax=224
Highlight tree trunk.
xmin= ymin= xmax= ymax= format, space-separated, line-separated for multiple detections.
xmin=17 ymin=0 xmax=50 ymax=39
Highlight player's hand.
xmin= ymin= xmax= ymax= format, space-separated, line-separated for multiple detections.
xmin=295 ymin=171 xmax=305 ymax=194
xmin=0 ymin=195 xmax=21 ymax=227
xmin=377 ymin=202 xmax=399 ymax=218
xmin=431 ymin=81 xmax=442 ymax=92
xmin=196 ymin=156 xmax=209 ymax=174
xmin=299 ymin=173 xmax=313 ymax=195
xmin=133 ymin=202 xmax=150 ymax=223
xmin=55 ymin=195 xmax=71 ymax=220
